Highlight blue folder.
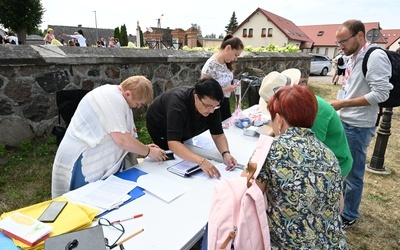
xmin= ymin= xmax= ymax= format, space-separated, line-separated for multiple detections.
xmin=0 ymin=231 xmax=19 ymax=250
xmin=96 ymin=167 xmax=147 ymax=217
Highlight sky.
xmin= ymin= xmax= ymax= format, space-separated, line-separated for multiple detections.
xmin=39 ymin=0 xmax=399 ymax=36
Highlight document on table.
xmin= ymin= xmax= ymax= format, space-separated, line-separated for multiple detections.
xmin=136 ymin=173 xmax=191 ymax=203
xmin=64 ymin=175 xmax=136 ymax=210
xmin=184 ymin=135 xmax=216 ymax=151
xmin=192 ymin=162 xmax=242 ymax=181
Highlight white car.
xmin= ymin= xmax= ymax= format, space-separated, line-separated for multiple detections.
xmin=310 ymin=54 xmax=333 ymax=76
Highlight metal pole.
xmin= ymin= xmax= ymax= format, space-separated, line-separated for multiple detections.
xmin=93 ymin=11 xmax=98 ymax=42
xmin=366 ymin=107 xmax=392 ymax=175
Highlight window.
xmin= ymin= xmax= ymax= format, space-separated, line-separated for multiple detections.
xmin=316 ymin=48 xmax=320 ymax=54
xmin=317 ymin=31 xmax=324 ymax=36
xmin=261 ymin=28 xmax=266 ymax=37
xmin=248 ymin=28 xmax=253 ymax=37
xmin=268 ymin=28 xmax=273 ymax=37
xmin=324 ymin=48 xmax=328 ymax=55
xmin=242 ymin=29 xmax=247 ymax=37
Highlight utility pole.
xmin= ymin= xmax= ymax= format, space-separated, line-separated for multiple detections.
xmin=93 ymin=10 xmax=98 ymax=42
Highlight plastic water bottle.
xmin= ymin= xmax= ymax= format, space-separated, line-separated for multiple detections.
xmin=233 ymin=79 xmax=241 ymax=96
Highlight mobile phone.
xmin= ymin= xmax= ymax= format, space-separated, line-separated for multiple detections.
xmin=164 ymin=152 xmax=175 ymax=161
xmin=38 ymin=201 xmax=68 ymax=223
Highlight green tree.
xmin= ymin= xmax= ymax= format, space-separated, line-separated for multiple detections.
xmin=114 ymin=27 xmax=121 ymax=41
xmin=205 ymin=33 xmax=216 ymax=39
xmin=191 ymin=23 xmax=202 ymax=37
xmin=0 ymin=0 xmax=44 ymax=44
xmin=120 ymin=24 xmax=128 ymax=46
xmin=225 ymin=11 xmax=238 ymax=35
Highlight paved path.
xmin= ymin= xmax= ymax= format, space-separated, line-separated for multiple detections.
xmin=309 ymin=70 xmax=336 ymax=85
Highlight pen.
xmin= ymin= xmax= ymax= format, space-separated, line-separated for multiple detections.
xmin=111 ymin=214 xmax=143 ymax=224
xmin=115 ymin=228 xmax=144 ymax=246
xmin=162 ymin=152 xmax=168 ymax=160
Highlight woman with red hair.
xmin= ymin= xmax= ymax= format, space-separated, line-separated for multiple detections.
xmin=256 ymin=85 xmax=347 ymax=249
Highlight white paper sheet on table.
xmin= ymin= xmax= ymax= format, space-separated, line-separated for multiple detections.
xmin=137 ymin=173 xmax=191 ymax=202
xmin=64 ymin=175 xmax=136 ymax=210
xmin=184 ymin=135 xmax=216 ymax=151
xmin=192 ymin=162 xmax=242 ymax=181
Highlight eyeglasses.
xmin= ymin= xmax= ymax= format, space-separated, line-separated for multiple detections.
xmin=198 ymin=97 xmax=221 ymax=110
xmin=98 ymin=218 xmax=125 ymax=249
xmin=336 ymin=33 xmax=357 ymax=46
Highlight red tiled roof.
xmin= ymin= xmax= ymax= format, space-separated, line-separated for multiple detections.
xmin=299 ymin=22 xmax=387 ymax=47
xmin=232 ymin=7 xmax=312 ymax=43
xmin=380 ymin=29 xmax=400 ymax=49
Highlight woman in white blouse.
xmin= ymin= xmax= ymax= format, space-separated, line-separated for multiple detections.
xmin=51 ymin=76 xmax=165 ymax=198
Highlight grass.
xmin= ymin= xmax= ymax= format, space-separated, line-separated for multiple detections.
xmin=1 ymin=82 xmax=399 ymax=249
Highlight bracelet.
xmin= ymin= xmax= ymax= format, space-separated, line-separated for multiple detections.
xmin=144 ymin=146 xmax=150 ymax=157
xmin=199 ymin=158 xmax=206 ymax=166
xmin=221 ymin=150 xmax=230 ymax=157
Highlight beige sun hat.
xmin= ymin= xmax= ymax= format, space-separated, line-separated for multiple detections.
xmin=258 ymin=68 xmax=301 ymax=115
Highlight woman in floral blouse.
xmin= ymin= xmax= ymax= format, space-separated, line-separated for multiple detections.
xmin=256 ymin=85 xmax=348 ymax=249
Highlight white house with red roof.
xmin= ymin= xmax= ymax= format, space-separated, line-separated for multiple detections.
xmin=231 ymin=7 xmax=313 ymax=50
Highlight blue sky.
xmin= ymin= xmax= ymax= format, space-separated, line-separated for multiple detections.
xmin=40 ymin=0 xmax=398 ymax=36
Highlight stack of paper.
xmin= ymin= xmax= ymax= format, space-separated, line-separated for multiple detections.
xmin=167 ymin=161 xmax=201 ymax=177
xmin=64 ymin=175 xmax=136 ymax=212
xmin=0 ymin=212 xmax=53 ymax=247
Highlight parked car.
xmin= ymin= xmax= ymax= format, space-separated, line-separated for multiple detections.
xmin=310 ymin=54 xmax=332 ymax=76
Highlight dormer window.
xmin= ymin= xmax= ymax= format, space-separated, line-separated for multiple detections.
xmin=317 ymin=31 xmax=324 ymax=36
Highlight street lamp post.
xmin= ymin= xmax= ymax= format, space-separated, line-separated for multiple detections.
xmin=93 ymin=10 xmax=98 ymax=42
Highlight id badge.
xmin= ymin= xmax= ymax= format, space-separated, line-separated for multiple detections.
xmin=337 ymin=89 xmax=346 ymax=100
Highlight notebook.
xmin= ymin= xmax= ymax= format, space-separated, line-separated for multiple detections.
xmin=44 ymin=225 xmax=106 ymax=250
xmin=167 ymin=160 xmax=201 ymax=177
xmin=0 ymin=212 xmax=53 ymax=247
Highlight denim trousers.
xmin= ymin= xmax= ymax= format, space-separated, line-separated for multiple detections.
xmin=341 ymin=122 xmax=375 ymax=221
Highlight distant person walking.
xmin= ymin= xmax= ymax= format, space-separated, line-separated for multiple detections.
xmin=332 ymin=49 xmax=350 ymax=85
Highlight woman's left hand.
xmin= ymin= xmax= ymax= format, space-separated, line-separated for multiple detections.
xmin=223 ymin=153 xmax=237 ymax=171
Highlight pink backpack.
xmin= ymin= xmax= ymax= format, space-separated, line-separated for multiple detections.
xmin=207 ymin=135 xmax=273 ymax=250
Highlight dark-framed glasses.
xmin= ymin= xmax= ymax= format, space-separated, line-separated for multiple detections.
xmin=98 ymin=218 xmax=125 ymax=249
xmin=199 ymin=98 xmax=221 ymax=110
xmin=336 ymin=33 xmax=357 ymax=46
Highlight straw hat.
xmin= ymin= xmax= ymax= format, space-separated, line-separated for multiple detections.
xmin=47 ymin=28 xmax=53 ymax=32
xmin=258 ymin=68 xmax=301 ymax=115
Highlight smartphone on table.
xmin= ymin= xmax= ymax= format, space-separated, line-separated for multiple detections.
xmin=38 ymin=201 xmax=68 ymax=223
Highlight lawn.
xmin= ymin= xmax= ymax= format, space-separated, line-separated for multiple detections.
xmin=0 ymin=82 xmax=399 ymax=249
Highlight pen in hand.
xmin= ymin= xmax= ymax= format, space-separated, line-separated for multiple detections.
xmin=111 ymin=214 xmax=143 ymax=224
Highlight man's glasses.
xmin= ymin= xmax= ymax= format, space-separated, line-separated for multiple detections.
xmin=199 ymin=97 xmax=220 ymax=111
xmin=336 ymin=33 xmax=357 ymax=46
xmin=98 ymin=218 xmax=125 ymax=249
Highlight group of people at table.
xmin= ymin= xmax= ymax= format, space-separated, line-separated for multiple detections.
xmin=51 ymin=19 xmax=393 ymax=249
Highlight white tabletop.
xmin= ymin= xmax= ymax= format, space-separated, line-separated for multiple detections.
xmin=97 ymin=108 xmax=264 ymax=249
xmin=99 ymin=160 xmax=225 ymax=249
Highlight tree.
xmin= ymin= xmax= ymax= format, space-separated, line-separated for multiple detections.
xmin=114 ymin=27 xmax=120 ymax=41
xmin=225 ymin=11 xmax=238 ymax=35
xmin=205 ymin=34 xmax=216 ymax=39
xmin=120 ymin=24 xmax=128 ymax=46
xmin=191 ymin=23 xmax=202 ymax=37
xmin=0 ymin=0 xmax=44 ymax=44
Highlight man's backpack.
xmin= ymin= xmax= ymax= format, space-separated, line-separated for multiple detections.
xmin=337 ymin=55 xmax=345 ymax=66
xmin=362 ymin=47 xmax=400 ymax=108
xmin=207 ymin=135 xmax=272 ymax=250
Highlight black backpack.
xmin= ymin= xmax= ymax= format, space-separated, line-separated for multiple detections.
xmin=337 ymin=55 xmax=345 ymax=66
xmin=362 ymin=47 xmax=400 ymax=108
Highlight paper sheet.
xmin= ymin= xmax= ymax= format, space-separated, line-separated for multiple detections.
xmin=137 ymin=173 xmax=191 ymax=202
xmin=64 ymin=175 xmax=136 ymax=210
xmin=184 ymin=135 xmax=216 ymax=151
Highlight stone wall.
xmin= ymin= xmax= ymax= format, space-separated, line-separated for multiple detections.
xmin=0 ymin=45 xmax=312 ymax=146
